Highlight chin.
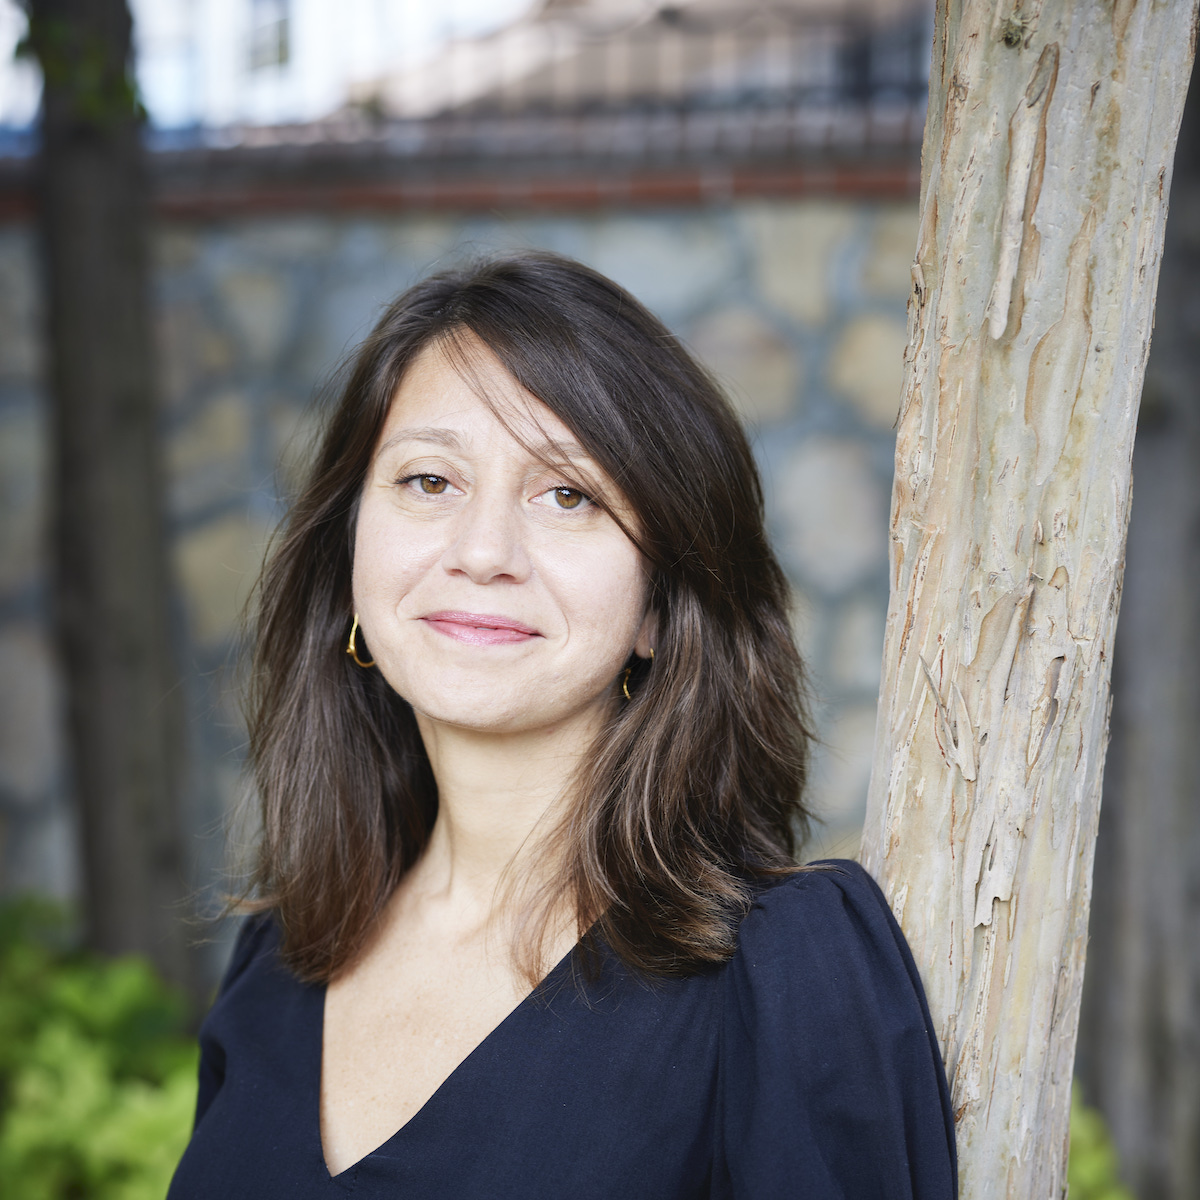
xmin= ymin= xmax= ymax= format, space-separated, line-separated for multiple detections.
xmin=419 ymin=707 xmax=566 ymax=738
xmin=399 ymin=680 xmax=535 ymax=730
xmin=408 ymin=685 xmax=613 ymax=739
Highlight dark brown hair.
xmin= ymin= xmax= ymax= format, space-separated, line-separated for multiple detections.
xmin=246 ymin=251 xmax=813 ymax=982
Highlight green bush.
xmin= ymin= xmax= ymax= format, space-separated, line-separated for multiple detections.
xmin=0 ymin=898 xmax=198 ymax=1200
xmin=1070 ymin=1083 xmax=1135 ymax=1200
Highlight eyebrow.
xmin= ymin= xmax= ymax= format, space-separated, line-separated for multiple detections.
xmin=375 ymin=426 xmax=465 ymax=456
xmin=376 ymin=426 xmax=595 ymax=467
xmin=528 ymin=436 xmax=594 ymax=465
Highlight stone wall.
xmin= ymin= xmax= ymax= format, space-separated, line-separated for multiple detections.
xmin=0 ymin=197 xmax=917 ymax=913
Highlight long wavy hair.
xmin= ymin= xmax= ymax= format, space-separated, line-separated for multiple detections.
xmin=245 ymin=251 xmax=814 ymax=983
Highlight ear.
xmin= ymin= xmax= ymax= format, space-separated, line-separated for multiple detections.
xmin=633 ymin=607 xmax=657 ymax=660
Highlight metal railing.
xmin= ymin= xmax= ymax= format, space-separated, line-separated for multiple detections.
xmin=442 ymin=5 xmax=930 ymax=118
xmin=189 ymin=2 xmax=931 ymax=161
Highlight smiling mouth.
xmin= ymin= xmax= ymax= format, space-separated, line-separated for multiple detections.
xmin=421 ymin=611 xmax=542 ymax=646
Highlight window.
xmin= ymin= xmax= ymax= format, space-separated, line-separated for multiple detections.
xmin=249 ymin=0 xmax=289 ymax=70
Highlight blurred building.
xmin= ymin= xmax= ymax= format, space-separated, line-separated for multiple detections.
xmin=0 ymin=0 xmax=534 ymax=135
xmin=0 ymin=0 xmax=928 ymax=926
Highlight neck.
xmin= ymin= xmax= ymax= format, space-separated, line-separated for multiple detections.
xmin=407 ymin=709 xmax=604 ymax=918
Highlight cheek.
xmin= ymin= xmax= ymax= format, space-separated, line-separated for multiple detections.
xmin=543 ymin=535 xmax=648 ymax=636
xmin=351 ymin=499 xmax=438 ymax=606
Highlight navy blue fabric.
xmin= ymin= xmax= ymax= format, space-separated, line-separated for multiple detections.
xmin=169 ymin=860 xmax=956 ymax=1198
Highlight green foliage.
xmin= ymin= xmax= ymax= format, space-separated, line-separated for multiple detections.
xmin=0 ymin=898 xmax=197 ymax=1200
xmin=1069 ymin=1083 xmax=1135 ymax=1200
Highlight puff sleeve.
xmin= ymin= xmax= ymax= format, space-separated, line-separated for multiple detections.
xmin=193 ymin=914 xmax=275 ymax=1130
xmin=716 ymin=861 xmax=957 ymax=1199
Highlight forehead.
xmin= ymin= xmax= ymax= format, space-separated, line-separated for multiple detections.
xmin=377 ymin=336 xmax=579 ymax=454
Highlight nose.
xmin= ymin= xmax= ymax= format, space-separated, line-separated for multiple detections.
xmin=440 ymin=492 xmax=532 ymax=585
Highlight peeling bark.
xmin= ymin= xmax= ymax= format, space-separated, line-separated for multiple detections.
xmin=1076 ymin=71 xmax=1200 ymax=1200
xmin=859 ymin=2 xmax=1198 ymax=1195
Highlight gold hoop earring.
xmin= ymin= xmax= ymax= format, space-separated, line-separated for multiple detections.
xmin=621 ymin=647 xmax=654 ymax=701
xmin=346 ymin=614 xmax=376 ymax=668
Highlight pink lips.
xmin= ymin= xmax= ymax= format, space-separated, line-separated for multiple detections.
xmin=421 ymin=611 xmax=541 ymax=646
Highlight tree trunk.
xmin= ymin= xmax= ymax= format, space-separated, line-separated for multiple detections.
xmin=29 ymin=0 xmax=190 ymax=988
xmin=858 ymin=2 xmax=1197 ymax=1196
xmin=1075 ymin=71 xmax=1200 ymax=1200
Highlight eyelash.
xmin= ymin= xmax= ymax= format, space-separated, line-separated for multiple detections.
xmin=394 ymin=474 xmax=595 ymax=510
xmin=396 ymin=473 xmax=453 ymax=495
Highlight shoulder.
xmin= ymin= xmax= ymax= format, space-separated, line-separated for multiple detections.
xmin=217 ymin=910 xmax=280 ymax=994
xmin=194 ymin=911 xmax=307 ymax=1083
xmin=741 ymin=857 xmax=895 ymax=934
xmin=190 ymin=912 xmax=288 ymax=1131
xmin=718 ymin=860 xmax=957 ymax=1198
xmin=728 ymin=858 xmax=939 ymax=1070
xmin=733 ymin=859 xmax=912 ymax=987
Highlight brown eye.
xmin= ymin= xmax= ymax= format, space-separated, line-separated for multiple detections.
xmin=551 ymin=487 xmax=586 ymax=510
xmin=417 ymin=476 xmax=448 ymax=494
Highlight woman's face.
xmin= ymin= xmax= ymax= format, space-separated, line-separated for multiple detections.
xmin=352 ymin=336 xmax=654 ymax=737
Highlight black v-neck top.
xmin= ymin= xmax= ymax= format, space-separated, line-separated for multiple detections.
xmin=167 ymin=860 xmax=956 ymax=1198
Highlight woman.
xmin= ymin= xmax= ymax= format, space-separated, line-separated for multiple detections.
xmin=169 ymin=252 xmax=956 ymax=1197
